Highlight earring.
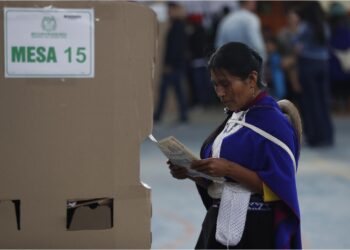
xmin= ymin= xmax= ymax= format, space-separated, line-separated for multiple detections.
xmin=252 ymin=87 xmax=256 ymax=98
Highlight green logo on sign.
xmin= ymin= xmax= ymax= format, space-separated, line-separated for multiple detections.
xmin=32 ymin=16 xmax=66 ymax=39
xmin=41 ymin=16 xmax=57 ymax=32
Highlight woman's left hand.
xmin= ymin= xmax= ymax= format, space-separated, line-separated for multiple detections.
xmin=191 ymin=158 xmax=232 ymax=177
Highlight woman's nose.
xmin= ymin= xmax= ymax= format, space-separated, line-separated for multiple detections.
xmin=215 ymin=86 xmax=225 ymax=98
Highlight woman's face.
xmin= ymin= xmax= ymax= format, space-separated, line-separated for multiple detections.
xmin=211 ymin=69 xmax=257 ymax=112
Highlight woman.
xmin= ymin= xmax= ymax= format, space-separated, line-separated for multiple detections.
xmin=168 ymin=42 xmax=302 ymax=249
xmin=294 ymin=1 xmax=334 ymax=146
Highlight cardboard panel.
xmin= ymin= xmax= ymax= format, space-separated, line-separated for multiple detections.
xmin=0 ymin=1 xmax=156 ymax=248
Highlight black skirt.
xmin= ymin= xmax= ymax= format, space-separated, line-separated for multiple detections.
xmin=195 ymin=195 xmax=275 ymax=249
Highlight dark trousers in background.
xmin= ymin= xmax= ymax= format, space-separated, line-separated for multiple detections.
xmin=191 ymin=66 xmax=214 ymax=107
xmin=298 ymin=58 xmax=334 ymax=146
xmin=154 ymin=70 xmax=188 ymax=122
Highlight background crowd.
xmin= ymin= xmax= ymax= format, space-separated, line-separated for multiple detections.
xmin=148 ymin=1 xmax=350 ymax=148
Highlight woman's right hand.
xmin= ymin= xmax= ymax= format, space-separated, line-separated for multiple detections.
xmin=167 ymin=160 xmax=188 ymax=180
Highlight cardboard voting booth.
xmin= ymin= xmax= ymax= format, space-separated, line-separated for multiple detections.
xmin=0 ymin=1 xmax=156 ymax=248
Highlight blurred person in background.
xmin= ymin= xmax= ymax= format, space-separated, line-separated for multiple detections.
xmin=207 ymin=5 xmax=231 ymax=53
xmin=294 ymin=1 xmax=334 ymax=147
xmin=328 ymin=1 xmax=350 ymax=113
xmin=278 ymin=8 xmax=302 ymax=104
xmin=187 ymin=13 xmax=215 ymax=110
xmin=215 ymin=0 xmax=266 ymax=61
xmin=154 ymin=2 xmax=188 ymax=123
xmin=265 ymin=36 xmax=287 ymax=100
xmin=168 ymin=42 xmax=301 ymax=249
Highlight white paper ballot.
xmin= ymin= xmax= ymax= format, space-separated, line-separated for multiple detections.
xmin=149 ymin=134 xmax=224 ymax=182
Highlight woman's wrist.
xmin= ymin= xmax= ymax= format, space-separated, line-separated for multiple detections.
xmin=224 ymin=160 xmax=263 ymax=194
xmin=224 ymin=159 xmax=236 ymax=178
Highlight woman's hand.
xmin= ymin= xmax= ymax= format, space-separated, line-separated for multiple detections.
xmin=191 ymin=158 xmax=232 ymax=177
xmin=167 ymin=160 xmax=188 ymax=180
xmin=192 ymin=158 xmax=263 ymax=194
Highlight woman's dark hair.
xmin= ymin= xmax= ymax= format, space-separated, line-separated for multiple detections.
xmin=298 ymin=1 xmax=327 ymax=44
xmin=200 ymin=111 xmax=232 ymax=159
xmin=201 ymin=42 xmax=265 ymax=158
xmin=207 ymin=42 xmax=266 ymax=89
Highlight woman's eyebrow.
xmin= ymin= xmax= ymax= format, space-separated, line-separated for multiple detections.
xmin=211 ymin=78 xmax=228 ymax=85
xmin=218 ymin=79 xmax=229 ymax=84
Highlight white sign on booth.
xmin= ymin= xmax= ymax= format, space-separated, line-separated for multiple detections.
xmin=4 ymin=8 xmax=95 ymax=78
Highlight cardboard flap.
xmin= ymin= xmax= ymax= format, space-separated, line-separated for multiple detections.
xmin=0 ymin=200 xmax=20 ymax=231
xmin=69 ymin=206 xmax=112 ymax=230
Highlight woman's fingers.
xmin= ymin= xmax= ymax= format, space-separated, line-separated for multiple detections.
xmin=168 ymin=158 xmax=228 ymax=178
xmin=168 ymin=160 xmax=180 ymax=169
xmin=170 ymin=166 xmax=188 ymax=179
xmin=172 ymin=167 xmax=187 ymax=174
xmin=190 ymin=158 xmax=228 ymax=177
xmin=169 ymin=164 xmax=182 ymax=171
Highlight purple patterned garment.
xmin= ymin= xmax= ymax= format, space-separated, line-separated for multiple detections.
xmin=202 ymin=95 xmax=301 ymax=249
